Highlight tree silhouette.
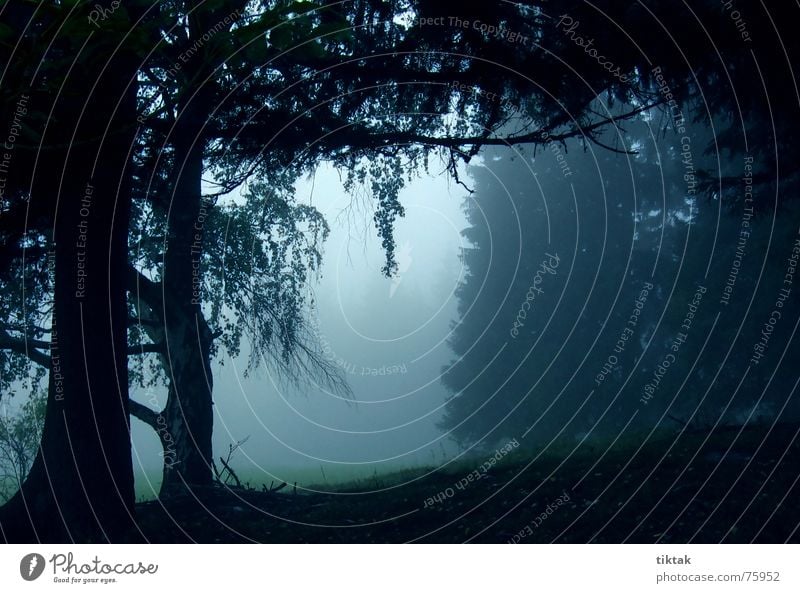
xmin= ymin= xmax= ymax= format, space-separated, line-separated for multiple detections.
xmin=123 ymin=0 xmax=656 ymax=492
xmin=3 ymin=0 xmax=792 ymax=541
xmin=0 ymin=0 xmax=157 ymax=541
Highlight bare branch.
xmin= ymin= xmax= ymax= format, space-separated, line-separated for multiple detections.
xmin=218 ymin=456 xmax=242 ymax=488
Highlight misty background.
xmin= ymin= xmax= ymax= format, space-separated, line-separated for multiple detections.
xmin=49 ymin=101 xmax=779 ymax=499
xmin=3 ymin=109 xmax=795 ymax=503
xmin=118 ymin=106 xmax=798 ymax=497
xmin=130 ymin=163 xmax=470 ymax=495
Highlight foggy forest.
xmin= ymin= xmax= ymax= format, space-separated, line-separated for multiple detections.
xmin=0 ymin=0 xmax=799 ymax=544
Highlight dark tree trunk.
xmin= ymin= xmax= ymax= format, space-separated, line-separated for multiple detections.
xmin=127 ymin=266 xmax=216 ymax=495
xmin=158 ymin=309 xmax=215 ymax=494
xmin=158 ymin=90 xmax=216 ymax=494
xmin=129 ymin=5 xmax=250 ymax=495
xmin=0 ymin=49 xmax=139 ymax=543
xmin=152 ymin=5 xmax=234 ymax=493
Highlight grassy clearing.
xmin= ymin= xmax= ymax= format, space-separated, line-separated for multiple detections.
xmin=135 ymin=421 xmax=800 ymax=542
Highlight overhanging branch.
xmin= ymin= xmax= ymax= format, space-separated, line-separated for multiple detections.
xmin=354 ymin=101 xmax=663 ymax=153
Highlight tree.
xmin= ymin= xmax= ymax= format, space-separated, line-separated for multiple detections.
xmin=438 ymin=0 xmax=800 ymax=446
xmin=0 ymin=0 xmax=156 ymax=542
xmin=438 ymin=124 xmax=698 ymax=445
xmin=4 ymin=0 xmax=783 ymax=538
xmin=123 ymin=0 xmax=660 ymax=492
xmin=0 ymin=392 xmax=45 ymax=502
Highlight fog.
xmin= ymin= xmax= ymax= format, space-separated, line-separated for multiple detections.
xmin=50 ymin=115 xmax=800 ymax=502
xmin=131 ymin=164 xmax=470 ymax=494
xmin=126 ymin=116 xmax=766 ymax=496
xmin=4 ymin=0 xmax=799 ymax=548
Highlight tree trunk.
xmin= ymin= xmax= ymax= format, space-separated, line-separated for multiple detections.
xmin=158 ymin=310 xmax=215 ymax=494
xmin=131 ymin=6 xmax=242 ymax=496
xmin=0 ymin=49 xmax=138 ymax=543
xmin=157 ymin=87 xmax=216 ymax=494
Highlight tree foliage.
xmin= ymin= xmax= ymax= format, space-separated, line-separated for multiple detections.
xmin=0 ymin=392 xmax=44 ymax=502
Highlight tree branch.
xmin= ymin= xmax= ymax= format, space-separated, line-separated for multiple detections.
xmin=127 ymin=264 xmax=164 ymax=312
xmin=127 ymin=342 xmax=165 ymax=356
xmin=0 ymin=330 xmax=50 ymax=368
xmin=128 ymin=398 xmax=160 ymax=430
xmin=350 ymin=101 xmax=663 ymax=153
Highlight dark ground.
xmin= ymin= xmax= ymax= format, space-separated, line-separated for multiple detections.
xmin=135 ymin=422 xmax=800 ymax=543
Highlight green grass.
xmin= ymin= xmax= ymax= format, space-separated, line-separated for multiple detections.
xmin=134 ymin=421 xmax=800 ymax=542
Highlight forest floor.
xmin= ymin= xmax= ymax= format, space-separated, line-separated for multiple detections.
xmin=135 ymin=422 xmax=800 ymax=543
